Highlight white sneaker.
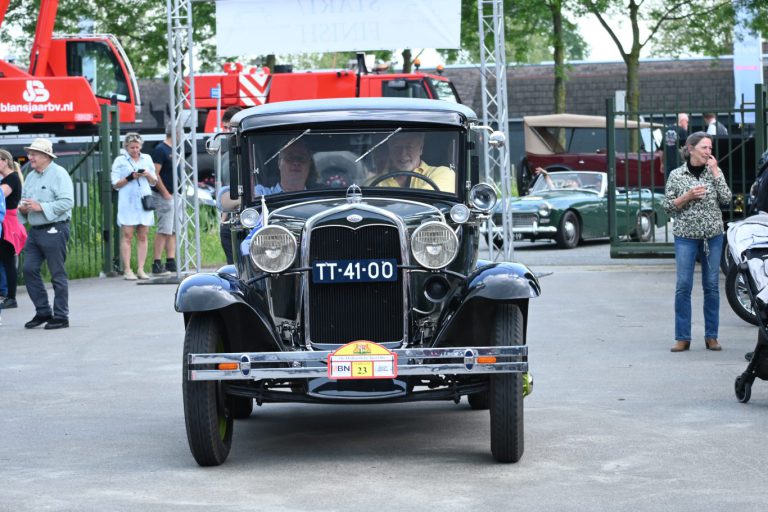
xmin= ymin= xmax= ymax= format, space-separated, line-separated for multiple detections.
xmin=136 ymin=269 xmax=150 ymax=280
xmin=124 ymin=270 xmax=138 ymax=280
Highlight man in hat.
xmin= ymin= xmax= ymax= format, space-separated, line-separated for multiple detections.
xmin=18 ymin=138 xmax=74 ymax=329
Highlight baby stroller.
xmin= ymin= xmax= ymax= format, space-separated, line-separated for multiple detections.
xmin=727 ymin=214 xmax=768 ymax=403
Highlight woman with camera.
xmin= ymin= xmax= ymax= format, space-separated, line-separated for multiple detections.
xmin=111 ymin=133 xmax=158 ymax=280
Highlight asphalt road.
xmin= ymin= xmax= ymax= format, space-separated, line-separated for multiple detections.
xmin=0 ymin=244 xmax=765 ymax=512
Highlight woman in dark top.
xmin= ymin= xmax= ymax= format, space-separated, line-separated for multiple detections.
xmin=0 ymin=149 xmax=28 ymax=309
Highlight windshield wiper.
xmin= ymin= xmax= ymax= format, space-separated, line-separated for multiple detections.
xmin=254 ymin=128 xmax=312 ymax=175
xmin=355 ymin=127 xmax=402 ymax=163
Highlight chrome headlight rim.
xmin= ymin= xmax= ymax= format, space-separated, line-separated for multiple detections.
xmin=450 ymin=203 xmax=471 ymax=224
xmin=469 ymin=183 xmax=498 ymax=212
xmin=538 ymin=202 xmax=552 ymax=217
xmin=248 ymin=225 xmax=298 ymax=273
xmin=411 ymin=221 xmax=460 ymax=270
xmin=240 ymin=207 xmax=261 ymax=229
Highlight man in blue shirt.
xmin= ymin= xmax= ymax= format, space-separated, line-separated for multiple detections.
xmin=18 ymin=138 xmax=74 ymax=329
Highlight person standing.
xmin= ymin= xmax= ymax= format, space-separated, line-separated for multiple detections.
xmin=664 ymin=113 xmax=689 ymax=177
xmin=18 ymin=138 xmax=74 ymax=330
xmin=217 ymin=106 xmax=241 ymax=265
xmin=111 ymin=133 xmax=158 ymax=280
xmin=664 ymin=132 xmax=732 ymax=352
xmin=0 ymin=149 xmax=28 ymax=309
xmin=150 ymin=125 xmax=177 ymax=276
xmin=703 ymin=113 xmax=728 ymax=136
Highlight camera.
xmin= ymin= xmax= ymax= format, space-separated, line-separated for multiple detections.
xmin=137 ymin=169 xmax=146 ymax=173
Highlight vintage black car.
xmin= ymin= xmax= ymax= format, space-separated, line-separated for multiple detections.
xmin=176 ymin=98 xmax=540 ymax=466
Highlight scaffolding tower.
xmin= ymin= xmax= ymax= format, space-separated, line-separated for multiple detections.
xmin=166 ymin=0 xmax=201 ymax=277
xmin=477 ymin=0 xmax=513 ymax=261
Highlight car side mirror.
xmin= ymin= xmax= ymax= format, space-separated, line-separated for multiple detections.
xmin=205 ymin=133 xmax=226 ymax=155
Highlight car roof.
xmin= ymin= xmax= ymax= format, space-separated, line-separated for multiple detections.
xmin=234 ymin=98 xmax=478 ymax=131
xmin=523 ymin=113 xmax=651 ymax=129
xmin=523 ymin=113 xmax=654 ymax=154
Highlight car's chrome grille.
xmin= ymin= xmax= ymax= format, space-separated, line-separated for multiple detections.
xmin=512 ymin=213 xmax=537 ymax=228
xmin=308 ymin=225 xmax=403 ymax=345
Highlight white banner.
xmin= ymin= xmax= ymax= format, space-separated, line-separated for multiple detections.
xmin=732 ymin=5 xmax=763 ymax=124
xmin=215 ymin=0 xmax=461 ymax=57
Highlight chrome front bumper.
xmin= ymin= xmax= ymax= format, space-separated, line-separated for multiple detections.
xmin=488 ymin=224 xmax=558 ymax=236
xmin=188 ymin=346 xmax=528 ymax=381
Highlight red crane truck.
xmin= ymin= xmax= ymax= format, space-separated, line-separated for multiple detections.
xmin=0 ymin=0 xmax=142 ymax=134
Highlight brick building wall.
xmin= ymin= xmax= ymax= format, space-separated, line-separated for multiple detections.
xmin=444 ymin=57 xmax=766 ymax=118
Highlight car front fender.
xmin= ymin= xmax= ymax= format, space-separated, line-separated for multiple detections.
xmin=467 ymin=260 xmax=541 ymax=301
xmin=175 ymin=272 xmax=247 ymax=313
xmin=176 ymin=272 xmax=283 ymax=352
xmin=432 ymin=261 xmax=541 ymax=347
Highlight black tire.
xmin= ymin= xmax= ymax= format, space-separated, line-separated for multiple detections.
xmin=725 ymin=266 xmax=759 ymax=326
xmin=631 ymin=212 xmax=653 ymax=242
xmin=735 ymin=376 xmax=752 ymax=403
xmin=230 ymin=396 xmax=254 ymax=419
xmin=720 ymin=239 xmax=734 ymax=275
xmin=554 ymin=211 xmax=580 ymax=249
xmin=183 ymin=313 xmax=234 ymax=466
xmin=489 ymin=303 xmax=525 ymax=463
xmin=468 ymin=391 xmax=490 ymax=410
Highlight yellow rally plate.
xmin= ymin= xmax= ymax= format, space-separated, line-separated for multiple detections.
xmin=327 ymin=340 xmax=398 ymax=380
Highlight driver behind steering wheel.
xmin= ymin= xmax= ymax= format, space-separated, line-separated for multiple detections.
xmin=373 ymin=132 xmax=455 ymax=192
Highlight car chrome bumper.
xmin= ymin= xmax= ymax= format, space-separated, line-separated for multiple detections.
xmin=488 ymin=224 xmax=558 ymax=236
xmin=188 ymin=346 xmax=528 ymax=381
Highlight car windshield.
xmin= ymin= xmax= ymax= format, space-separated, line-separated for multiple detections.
xmin=530 ymin=171 xmax=604 ymax=193
xmin=245 ymin=129 xmax=460 ymax=197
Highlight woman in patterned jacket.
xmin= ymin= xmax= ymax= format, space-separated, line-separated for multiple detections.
xmin=664 ymin=132 xmax=732 ymax=353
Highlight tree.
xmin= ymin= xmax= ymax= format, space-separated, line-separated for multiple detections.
xmin=0 ymin=0 xmax=217 ymax=78
xmin=0 ymin=1 xmax=393 ymax=77
xmin=577 ymin=0 xmax=768 ymax=115
xmin=439 ymin=0 xmax=586 ymax=113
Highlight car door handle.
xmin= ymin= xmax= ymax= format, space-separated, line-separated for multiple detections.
xmin=578 ymin=160 xmax=584 ymax=164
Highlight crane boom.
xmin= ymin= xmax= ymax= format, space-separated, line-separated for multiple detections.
xmin=28 ymin=0 xmax=59 ymax=75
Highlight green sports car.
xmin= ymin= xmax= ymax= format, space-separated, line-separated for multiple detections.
xmin=489 ymin=170 xmax=667 ymax=249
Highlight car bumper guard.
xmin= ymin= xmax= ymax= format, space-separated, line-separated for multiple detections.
xmin=188 ymin=346 xmax=528 ymax=381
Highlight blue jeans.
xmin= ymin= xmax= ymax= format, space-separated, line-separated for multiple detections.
xmin=674 ymin=234 xmax=723 ymax=341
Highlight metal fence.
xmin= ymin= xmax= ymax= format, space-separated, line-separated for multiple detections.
xmin=608 ymin=84 xmax=768 ymax=259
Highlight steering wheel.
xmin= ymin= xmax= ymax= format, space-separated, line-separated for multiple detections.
xmin=368 ymin=171 xmax=440 ymax=191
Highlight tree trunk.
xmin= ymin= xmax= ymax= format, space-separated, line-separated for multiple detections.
xmin=551 ymin=1 xmax=566 ymax=114
xmin=402 ymin=49 xmax=412 ymax=73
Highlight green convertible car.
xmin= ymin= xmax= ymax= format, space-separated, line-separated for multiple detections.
xmin=490 ymin=170 xmax=667 ymax=249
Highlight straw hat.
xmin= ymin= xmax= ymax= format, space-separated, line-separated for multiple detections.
xmin=24 ymin=138 xmax=57 ymax=159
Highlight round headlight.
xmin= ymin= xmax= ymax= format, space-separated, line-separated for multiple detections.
xmin=240 ymin=207 xmax=261 ymax=229
xmin=450 ymin=203 xmax=471 ymax=224
xmin=538 ymin=202 xmax=551 ymax=217
xmin=469 ymin=183 xmax=498 ymax=212
xmin=411 ymin=222 xmax=459 ymax=269
xmin=249 ymin=225 xmax=297 ymax=273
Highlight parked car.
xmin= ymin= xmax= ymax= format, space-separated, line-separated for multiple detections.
xmin=176 ymin=98 xmax=541 ymax=466
xmin=488 ymin=170 xmax=667 ymax=249
xmin=518 ymin=114 xmax=665 ymax=195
